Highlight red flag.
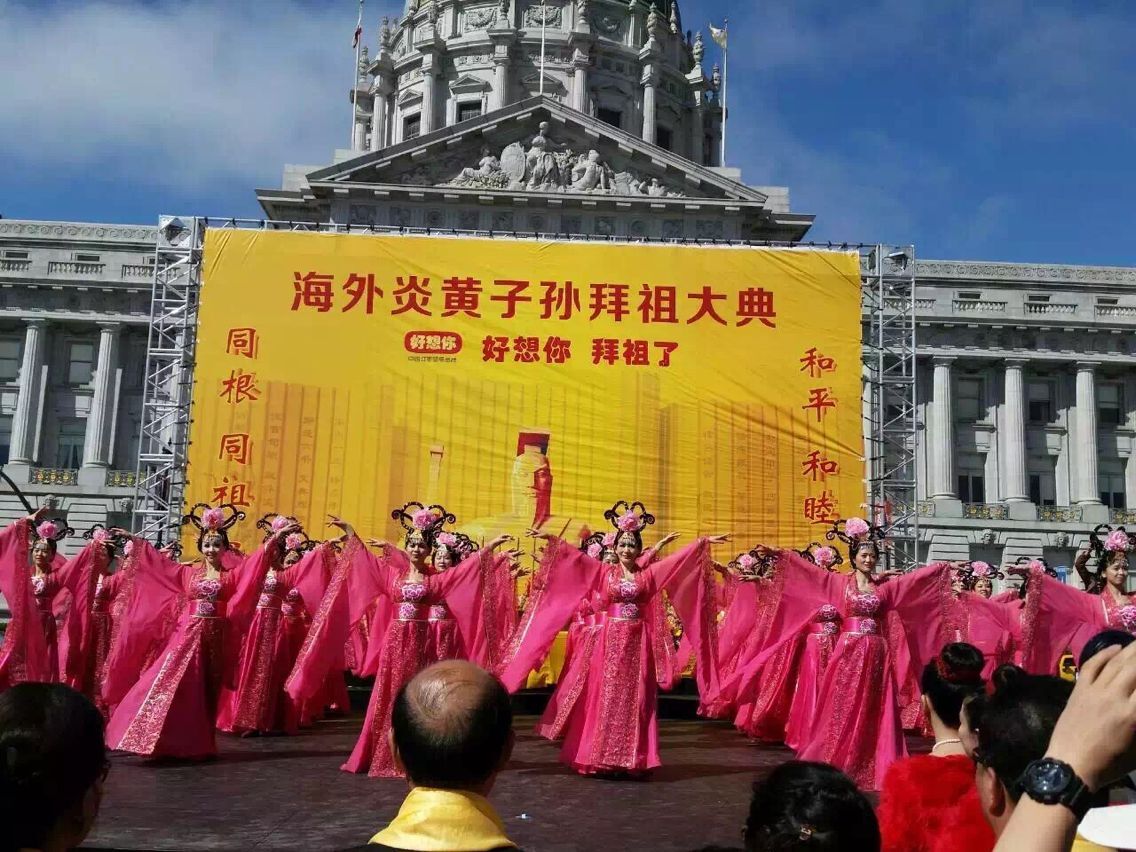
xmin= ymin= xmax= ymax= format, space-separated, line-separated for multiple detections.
xmin=352 ymin=0 xmax=363 ymax=48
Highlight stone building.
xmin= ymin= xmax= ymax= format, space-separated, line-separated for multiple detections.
xmin=1 ymin=1 xmax=1133 ymax=577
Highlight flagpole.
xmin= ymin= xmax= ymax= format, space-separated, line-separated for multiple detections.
xmin=351 ymin=0 xmax=364 ymax=149
xmin=720 ymin=19 xmax=728 ymax=167
xmin=539 ymin=0 xmax=548 ymax=95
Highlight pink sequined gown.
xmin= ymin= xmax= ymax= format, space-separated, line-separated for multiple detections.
xmin=721 ymin=553 xmax=952 ymax=789
xmin=497 ymin=538 xmax=718 ymax=775
xmin=1017 ymin=567 xmax=1136 ymax=673
xmin=783 ymin=605 xmax=842 ymax=750
xmin=536 ymin=592 xmax=604 ymax=740
xmin=104 ymin=541 xmax=271 ymax=758
xmin=943 ymin=590 xmax=1015 ymax=679
xmin=216 ymin=544 xmax=334 ymax=735
xmin=0 ymin=518 xmax=77 ymax=689
xmin=287 ymin=537 xmax=507 ymax=778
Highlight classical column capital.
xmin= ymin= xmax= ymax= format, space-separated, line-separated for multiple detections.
xmin=931 ymin=355 xmax=956 ymax=368
xmin=1075 ymin=360 xmax=1100 ymax=372
xmin=1003 ymin=358 xmax=1028 ymax=369
xmin=96 ymin=321 xmax=123 ymax=333
xmin=24 ymin=318 xmax=48 ymax=329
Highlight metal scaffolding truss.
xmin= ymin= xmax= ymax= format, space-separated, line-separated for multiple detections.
xmin=131 ymin=216 xmax=205 ymax=542
xmin=132 ymin=219 xmax=919 ymax=565
xmin=861 ymin=245 xmax=919 ymax=570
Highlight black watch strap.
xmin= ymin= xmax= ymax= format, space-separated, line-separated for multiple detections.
xmin=1019 ymin=758 xmax=1094 ymax=821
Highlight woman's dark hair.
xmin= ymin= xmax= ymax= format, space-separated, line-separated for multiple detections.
xmin=744 ymin=761 xmax=880 ymax=851
xmin=848 ymin=540 xmax=880 ymax=564
xmin=1078 ymin=629 xmax=1136 ymax=668
xmin=973 ymin=665 xmax=1073 ymax=803
xmin=0 ymin=683 xmax=106 ymax=851
xmin=921 ymin=642 xmax=986 ymax=729
xmin=31 ymin=537 xmax=58 ymax=558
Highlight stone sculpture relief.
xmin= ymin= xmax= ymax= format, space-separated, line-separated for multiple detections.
xmin=445 ymin=121 xmax=684 ymax=197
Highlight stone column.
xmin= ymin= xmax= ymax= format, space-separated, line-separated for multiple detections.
xmin=640 ymin=65 xmax=658 ymax=144
xmin=1073 ymin=362 xmax=1102 ymax=506
xmin=929 ymin=356 xmax=956 ymax=500
xmin=353 ymin=112 xmax=368 ymax=151
xmin=420 ymin=53 xmax=439 ymax=134
xmin=689 ymin=97 xmax=704 ymax=164
xmin=571 ymin=48 xmax=590 ymax=112
xmin=370 ymin=84 xmax=390 ymax=151
xmin=1002 ymin=359 xmax=1029 ymax=503
xmin=80 ymin=323 xmax=121 ymax=482
xmin=9 ymin=320 xmax=47 ymax=469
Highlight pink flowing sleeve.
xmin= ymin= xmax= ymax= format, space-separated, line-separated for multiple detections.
xmin=876 ymin=562 xmax=953 ymax=671
xmin=279 ymin=544 xmax=336 ymax=616
xmin=101 ymin=540 xmax=186 ymax=710
xmin=495 ymin=538 xmax=603 ymax=692
xmin=286 ymin=536 xmax=393 ymax=702
xmin=430 ymin=548 xmax=511 ymax=670
xmin=0 ymin=518 xmax=53 ymax=684
xmin=58 ymin=543 xmax=107 ymax=689
xmin=715 ymin=552 xmax=843 ymax=698
xmin=1017 ymin=569 xmax=1103 ymax=673
xmin=640 ymin=539 xmax=719 ymax=697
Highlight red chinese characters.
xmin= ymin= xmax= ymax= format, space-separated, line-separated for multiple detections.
xmin=292 ymin=271 xmax=334 ymax=312
xmin=219 ymin=433 xmax=252 ymax=465
xmin=392 ymin=275 xmax=432 ymax=316
xmin=219 ymin=369 xmax=260 ymax=404
xmin=801 ymin=450 xmax=839 ymax=482
xmin=212 ymin=477 xmax=253 ymax=507
xmin=441 ymin=277 xmax=483 ymax=318
xmin=482 ymin=335 xmax=573 ymax=365
xmin=803 ymin=490 xmax=839 ymax=525
xmin=802 ymin=387 xmax=837 ymax=423
xmin=225 ymin=328 xmax=258 ymax=359
xmin=737 ymin=287 xmax=776 ymax=328
xmin=591 ymin=339 xmax=678 ymax=367
xmin=799 ymin=347 xmax=837 ymax=378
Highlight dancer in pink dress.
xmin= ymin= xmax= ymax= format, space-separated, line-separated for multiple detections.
xmin=498 ymin=501 xmax=730 ymax=776
xmin=57 ymin=526 xmax=134 ymax=713
xmin=287 ymin=503 xmax=512 ymax=777
xmin=720 ymin=518 xmax=953 ymax=789
xmin=0 ymin=509 xmax=74 ymax=690
xmin=1012 ymin=525 xmax=1135 ymax=673
xmin=943 ymin=561 xmax=1014 ymax=679
xmin=104 ymin=503 xmax=289 ymax=759
xmin=216 ymin=515 xmax=333 ymax=736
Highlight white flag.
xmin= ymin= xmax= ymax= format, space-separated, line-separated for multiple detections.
xmin=709 ymin=22 xmax=727 ymax=49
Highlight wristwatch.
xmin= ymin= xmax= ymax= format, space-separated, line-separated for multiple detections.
xmin=1017 ymin=758 xmax=1094 ymax=820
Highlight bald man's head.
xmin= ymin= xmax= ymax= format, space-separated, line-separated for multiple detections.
xmin=391 ymin=660 xmax=513 ymax=791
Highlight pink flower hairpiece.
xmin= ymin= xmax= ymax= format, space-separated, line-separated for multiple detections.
xmin=737 ymin=553 xmax=757 ymax=570
xmin=91 ymin=527 xmax=110 ymax=544
xmin=201 ymin=508 xmax=225 ymax=531
xmin=616 ymin=513 xmax=643 ymax=533
xmin=284 ymin=533 xmax=305 ymax=551
xmin=587 ymin=543 xmax=602 ymax=559
xmin=411 ymin=508 xmax=436 ymax=530
xmin=971 ymin=561 xmax=993 ymax=578
xmin=601 ymin=532 xmax=616 ymax=547
xmin=1104 ymin=529 xmax=1131 ymax=553
xmin=814 ymin=547 xmax=837 ymax=569
xmin=36 ymin=521 xmax=58 ymax=540
xmin=1027 ymin=559 xmax=1045 ymax=572
xmin=437 ymin=532 xmax=457 ymax=547
xmin=271 ymin=515 xmax=291 ymax=533
xmin=844 ymin=517 xmax=870 ymax=540
xmin=123 ymin=540 xmax=134 ymax=556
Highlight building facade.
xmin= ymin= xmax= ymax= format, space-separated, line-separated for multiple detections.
xmin=0 ymin=220 xmax=155 ymax=553
xmin=1 ymin=1 xmax=1133 ymax=578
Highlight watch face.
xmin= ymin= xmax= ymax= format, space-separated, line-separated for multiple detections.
xmin=1028 ymin=760 xmax=1073 ymax=795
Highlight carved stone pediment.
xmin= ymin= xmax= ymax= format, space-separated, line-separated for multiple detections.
xmin=397 ymin=87 xmax=424 ymax=107
xmin=308 ymin=97 xmax=771 ymax=204
xmin=450 ymin=74 xmax=490 ymax=94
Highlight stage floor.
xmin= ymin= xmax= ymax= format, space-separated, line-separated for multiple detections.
xmin=85 ymin=713 xmax=920 ymax=851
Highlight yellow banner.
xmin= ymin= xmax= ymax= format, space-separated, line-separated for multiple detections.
xmin=185 ymin=231 xmax=864 ymax=554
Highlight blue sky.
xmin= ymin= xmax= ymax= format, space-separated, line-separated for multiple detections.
xmin=1 ymin=0 xmax=1133 ymax=265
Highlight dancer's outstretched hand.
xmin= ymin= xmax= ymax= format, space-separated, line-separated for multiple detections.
xmin=485 ymin=533 xmax=512 ymax=551
xmin=366 ymin=538 xmax=388 ymax=549
xmin=327 ymin=515 xmax=355 ymax=538
xmin=708 ymin=533 xmax=732 ymax=545
xmin=657 ymin=531 xmax=680 ymax=548
xmin=525 ymin=528 xmax=552 ymax=541
xmin=26 ymin=505 xmax=49 ymax=523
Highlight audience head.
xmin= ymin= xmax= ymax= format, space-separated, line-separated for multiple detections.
xmin=390 ymin=660 xmax=514 ymax=794
xmin=1079 ymin=629 xmax=1135 ymax=669
xmin=0 ymin=683 xmax=107 ymax=852
xmin=968 ymin=664 xmax=1074 ymax=837
xmin=743 ymin=761 xmax=880 ymax=851
xmin=920 ymin=642 xmax=985 ymax=730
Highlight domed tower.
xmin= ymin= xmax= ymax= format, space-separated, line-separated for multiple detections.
xmin=258 ymin=1 xmax=812 ymax=241
xmin=355 ymin=0 xmax=720 ymax=164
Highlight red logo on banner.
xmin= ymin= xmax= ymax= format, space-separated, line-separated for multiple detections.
xmin=404 ymin=331 xmax=463 ymax=355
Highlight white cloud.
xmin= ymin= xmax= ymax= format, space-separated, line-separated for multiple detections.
xmin=0 ymin=0 xmax=401 ymax=192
